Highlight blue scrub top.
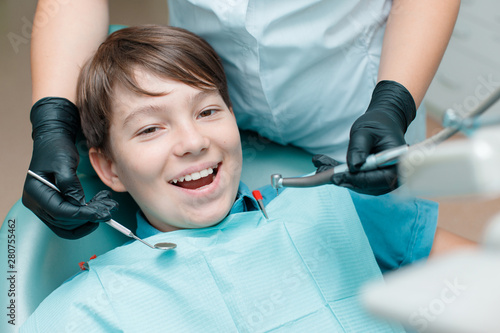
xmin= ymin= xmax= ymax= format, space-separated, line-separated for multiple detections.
xmin=167 ymin=0 xmax=426 ymax=160
xmin=137 ymin=182 xmax=438 ymax=273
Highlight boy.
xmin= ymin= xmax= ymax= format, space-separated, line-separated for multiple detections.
xmin=21 ymin=25 xmax=466 ymax=332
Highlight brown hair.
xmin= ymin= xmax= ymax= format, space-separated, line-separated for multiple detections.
xmin=77 ymin=25 xmax=231 ymax=157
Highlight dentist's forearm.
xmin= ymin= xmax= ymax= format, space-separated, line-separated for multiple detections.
xmin=378 ymin=0 xmax=460 ymax=108
xmin=31 ymin=0 xmax=109 ymax=103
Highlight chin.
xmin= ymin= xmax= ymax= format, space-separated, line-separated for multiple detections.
xmin=185 ymin=207 xmax=230 ymax=229
xmin=146 ymin=181 xmax=239 ymax=231
xmin=150 ymin=203 xmax=231 ymax=231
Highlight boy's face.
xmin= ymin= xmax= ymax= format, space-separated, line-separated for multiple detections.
xmin=90 ymin=70 xmax=242 ymax=232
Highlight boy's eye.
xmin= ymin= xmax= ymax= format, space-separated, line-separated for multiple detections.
xmin=198 ymin=109 xmax=217 ymax=118
xmin=139 ymin=127 xmax=160 ymax=135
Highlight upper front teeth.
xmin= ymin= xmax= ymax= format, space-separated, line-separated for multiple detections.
xmin=171 ymin=167 xmax=215 ymax=184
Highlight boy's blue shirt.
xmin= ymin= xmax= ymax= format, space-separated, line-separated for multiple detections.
xmin=137 ymin=182 xmax=438 ymax=273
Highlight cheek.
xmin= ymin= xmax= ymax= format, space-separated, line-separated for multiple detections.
xmin=223 ymin=125 xmax=243 ymax=176
xmin=112 ymin=142 xmax=166 ymax=189
xmin=223 ymin=120 xmax=242 ymax=151
xmin=231 ymin=127 xmax=243 ymax=160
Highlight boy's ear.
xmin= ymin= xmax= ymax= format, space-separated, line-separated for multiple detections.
xmin=88 ymin=148 xmax=127 ymax=192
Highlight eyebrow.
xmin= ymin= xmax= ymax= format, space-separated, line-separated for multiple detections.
xmin=122 ymin=104 xmax=164 ymax=129
xmin=187 ymin=89 xmax=218 ymax=106
xmin=122 ymin=90 xmax=219 ymax=128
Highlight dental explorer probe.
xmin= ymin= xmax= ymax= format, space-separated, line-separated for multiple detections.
xmin=271 ymin=145 xmax=409 ymax=191
xmin=27 ymin=170 xmax=176 ymax=251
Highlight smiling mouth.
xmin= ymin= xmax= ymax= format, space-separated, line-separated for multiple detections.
xmin=169 ymin=164 xmax=219 ymax=190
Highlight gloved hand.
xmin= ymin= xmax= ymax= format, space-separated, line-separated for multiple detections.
xmin=312 ymin=154 xmax=400 ymax=195
xmin=22 ymin=97 xmax=118 ymax=239
xmin=314 ymin=80 xmax=416 ymax=195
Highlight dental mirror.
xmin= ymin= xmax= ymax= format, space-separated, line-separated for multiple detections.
xmin=27 ymin=170 xmax=177 ymax=251
xmin=154 ymin=242 xmax=178 ymax=250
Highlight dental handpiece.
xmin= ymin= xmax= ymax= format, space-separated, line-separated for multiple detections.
xmin=271 ymin=145 xmax=409 ymax=190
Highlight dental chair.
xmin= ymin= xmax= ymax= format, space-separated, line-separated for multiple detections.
xmin=0 ymin=129 xmax=315 ymax=332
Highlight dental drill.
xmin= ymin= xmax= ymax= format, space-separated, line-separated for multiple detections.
xmin=271 ymin=85 xmax=500 ymax=191
xmin=271 ymin=145 xmax=409 ymax=190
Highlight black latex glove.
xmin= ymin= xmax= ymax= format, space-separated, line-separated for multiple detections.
xmin=312 ymin=154 xmax=400 ymax=195
xmin=314 ymin=80 xmax=416 ymax=195
xmin=22 ymin=97 xmax=118 ymax=239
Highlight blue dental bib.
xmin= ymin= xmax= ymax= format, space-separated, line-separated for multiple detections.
xmin=21 ymin=186 xmax=404 ymax=332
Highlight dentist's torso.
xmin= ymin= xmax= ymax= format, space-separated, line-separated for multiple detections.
xmin=168 ymin=0 xmax=420 ymax=160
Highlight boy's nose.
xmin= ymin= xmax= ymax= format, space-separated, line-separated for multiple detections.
xmin=172 ymin=123 xmax=210 ymax=156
